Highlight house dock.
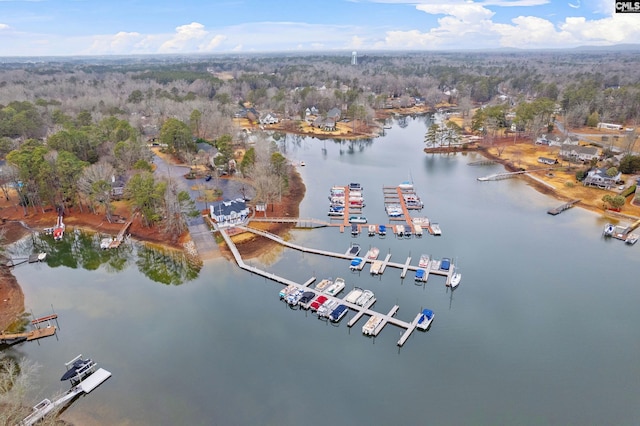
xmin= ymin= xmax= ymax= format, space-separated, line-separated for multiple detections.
xmin=108 ymin=218 xmax=133 ymax=249
xmin=20 ymin=356 xmax=111 ymax=426
xmin=0 ymin=326 xmax=57 ymax=343
xmin=548 ymin=199 xmax=581 ymax=215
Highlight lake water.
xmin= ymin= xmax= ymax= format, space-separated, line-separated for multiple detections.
xmin=9 ymin=115 xmax=640 ymax=425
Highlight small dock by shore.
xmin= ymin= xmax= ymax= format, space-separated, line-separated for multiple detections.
xmin=548 ymin=199 xmax=580 ymax=215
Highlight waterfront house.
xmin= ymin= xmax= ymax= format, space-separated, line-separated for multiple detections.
xmin=583 ymin=167 xmax=622 ymax=189
xmin=559 ymin=144 xmax=599 ymax=162
xmin=326 ymin=107 xmax=341 ymax=122
xmin=259 ymin=112 xmax=278 ymax=125
xmin=312 ymin=117 xmax=337 ymax=131
xmin=210 ymin=198 xmax=250 ymax=228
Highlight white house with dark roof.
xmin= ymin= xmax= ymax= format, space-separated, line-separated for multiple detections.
xmin=210 ymin=198 xmax=250 ymax=228
xmin=259 ymin=112 xmax=278 ymax=125
xmin=583 ymin=167 xmax=622 ymax=189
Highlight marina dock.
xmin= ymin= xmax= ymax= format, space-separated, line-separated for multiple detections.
xmin=238 ymin=225 xmax=452 ymax=280
xmin=219 ymin=225 xmax=453 ymax=346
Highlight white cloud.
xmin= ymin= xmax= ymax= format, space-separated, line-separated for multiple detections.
xmin=379 ymin=1 xmax=640 ymax=50
xmin=416 ymin=3 xmax=495 ymax=21
xmin=0 ymin=23 xmax=11 ymax=30
xmin=200 ymin=34 xmax=227 ymax=52
xmin=561 ymin=14 xmax=640 ymax=43
xmin=159 ymin=22 xmax=209 ymax=53
xmin=493 ymin=16 xmax=576 ymax=47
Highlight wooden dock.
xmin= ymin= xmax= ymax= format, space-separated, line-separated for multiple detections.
xmin=548 ymin=199 xmax=580 ymax=215
xmin=468 ymin=159 xmax=497 ymax=166
xmin=31 ymin=314 xmax=58 ymax=325
xmin=0 ymin=325 xmax=57 ymax=343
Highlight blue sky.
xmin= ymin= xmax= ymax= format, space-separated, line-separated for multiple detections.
xmin=0 ymin=0 xmax=638 ymax=56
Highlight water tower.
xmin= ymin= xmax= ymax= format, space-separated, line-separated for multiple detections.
xmin=351 ymin=51 xmax=357 ymax=66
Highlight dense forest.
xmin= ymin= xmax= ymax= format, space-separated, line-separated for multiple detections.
xmin=1 ymin=50 xmax=640 ymax=233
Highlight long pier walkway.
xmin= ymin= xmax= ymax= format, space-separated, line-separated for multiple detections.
xmin=218 ymin=227 xmax=423 ymax=346
xmin=237 ymin=225 xmax=452 ymax=280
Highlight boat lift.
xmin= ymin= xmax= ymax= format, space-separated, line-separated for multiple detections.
xmin=20 ymin=355 xmax=111 ymax=426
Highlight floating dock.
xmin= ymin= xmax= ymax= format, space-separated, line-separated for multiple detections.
xmin=219 ymin=226 xmax=453 ymax=347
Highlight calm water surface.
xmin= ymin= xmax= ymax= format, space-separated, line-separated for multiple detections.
xmin=10 ymin=116 xmax=640 ymax=425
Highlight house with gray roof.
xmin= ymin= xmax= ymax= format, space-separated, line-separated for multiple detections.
xmin=583 ymin=167 xmax=622 ymax=189
xmin=326 ymin=107 xmax=341 ymax=121
xmin=559 ymin=144 xmax=599 ymax=162
xmin=210 ymin=198 xmax=250 ymax=228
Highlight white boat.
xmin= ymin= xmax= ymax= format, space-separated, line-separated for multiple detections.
xmin=416 ymin=309 xmax=434 ymax=331
xmin=315 ymin=279 xmax=333 ymax=291
xmin=398 ymin=181 xmax=413 ymax=190
xmin=603 ymin=223 xmax=615 ymax=236
xmin=625 ymin=233 xmax=639 ymax=245
xmin=279 ymin=284 xmax=297 ymax=299
xmin=100 ymin=237 xmax=114 ymax=249
xmin=356 ymin=289 xmax=374 ymax=306
xmin=286 ymin=289 xmax=304 ymax=306
xmin=362 ymin=315 xmax=383 ymax=335
xmin=412 ymin=217 xmax=430 ymax=226
xmin=349 ymin=257 xmax=364 ymax=270
xmin=369 ymin=260 xmax=383 ymax=275
xmin=346 ymin=243 xmax=361 ymax=256
xmin=385 ymin=204 xmax=403 ymax=217
xmin=365 ymin=247 xmax=379 ymax=260
xmin=368 ymin=224 xmax=377 ymax=236
xmin=395 ymin=225 xmax=404 ymax=237
xmin=450 ymin=272 xmax=462 ymax=289
xmin=317 ymin=300 xmax=339 ymax=318
xmin=418 ymin=254 xmax=430 ymax=268
xmin=349 ymin=216 xmax=367 ymax=224
xmin=430 ymin=223 xmax=442 ymax=235
xmin=325 ymin=277 xmax=346 ymax=296
xmin=344 ymin=287 xmax=363 ymax=304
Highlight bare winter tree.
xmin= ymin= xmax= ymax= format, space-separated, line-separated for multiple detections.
xmin=77 ymin=162 xmax=117 ymax=221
